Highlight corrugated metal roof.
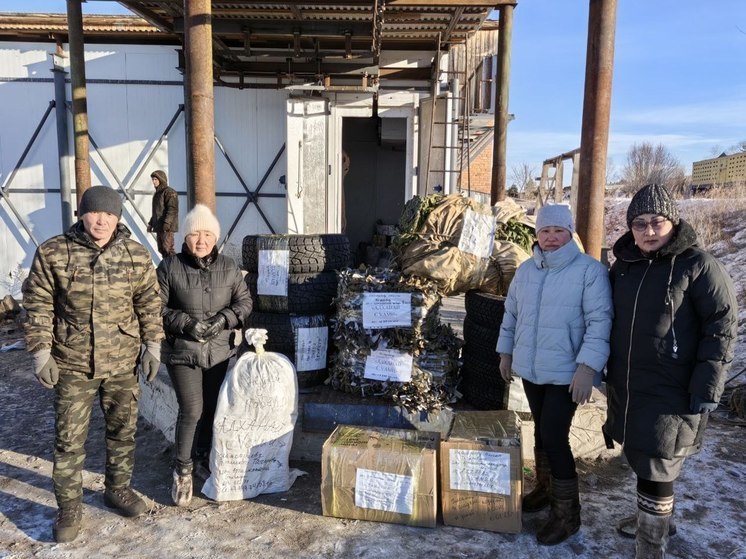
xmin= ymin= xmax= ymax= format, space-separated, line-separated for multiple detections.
xmin=0 ymin=13 xmax=161 ymax=34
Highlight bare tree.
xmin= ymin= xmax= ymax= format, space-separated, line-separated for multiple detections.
xmin=728 ymin=139 xmax=746 ymax=153
xmin=620 ymin=142 xmax=686 ymax=194
xmin=509 ymin=162 xmax=536 ymax=192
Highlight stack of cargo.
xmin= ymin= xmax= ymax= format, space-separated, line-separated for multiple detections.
xmin=329 ymin=267 xmax=461 ymax=413
xmin=241 ymin=234 xmax=349 ymax=387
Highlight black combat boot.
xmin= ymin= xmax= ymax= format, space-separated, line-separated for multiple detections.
xmin=523 ymin=448 xmax=551 ymax=513
xmin=53 ymin=499 xmax=83 ymax=543
xmin=103 ymin=486 xmax=147 ymax=518
xmin=536 ymin=476 xmax=581 ymax=546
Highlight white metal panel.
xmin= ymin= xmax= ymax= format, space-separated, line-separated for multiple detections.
xmin=0 ymin=42 xmax=50 ymax=78
xmin=286 ymin=97 xmax=328 ymax=234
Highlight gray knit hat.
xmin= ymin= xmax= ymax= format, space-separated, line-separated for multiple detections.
xmin=78 ymin=185 xmax=122 ymax=218
xmin=626 ymin=184 xmax=679 ymax=227
xmin=536 ymin=204 xmax=574 ymax=234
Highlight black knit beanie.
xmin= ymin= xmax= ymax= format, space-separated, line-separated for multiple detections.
xmin=78 ymin=185 xmax=122 ymax=218
xmin=626 ymin=184 xmax=679 ymax=227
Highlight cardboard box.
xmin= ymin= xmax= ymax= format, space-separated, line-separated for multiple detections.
xmin=321 ymin=425 xmax=439 ymax=528
xmin=440 ymin=410 xmax=523 ymax=533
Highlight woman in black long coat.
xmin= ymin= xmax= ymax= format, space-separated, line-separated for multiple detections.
xmin=157 ymin=204 xmax=252 ymax=506
xmin=603 ymin=184 xmax=738 ymax=558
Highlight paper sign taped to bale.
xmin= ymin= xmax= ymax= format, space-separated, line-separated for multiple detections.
xmin=364 ymin=348 xmax=413 ymax=382
xmin=257 ymin=250 xmax=289 ymax=296
xmin=362 ymin=292 xmax=412 ymax=329
xmin=458 ymin=209 xmax=496 ymax=259
xmin=355 ymin=468 xmax=415 ymax=515
xmin=295 ymin=326 xmax=328 ymax=372
xmin=449 ymin=449 xmax=511 ymax=495
xmin=202 ymin=330 xmax=303 ymax=501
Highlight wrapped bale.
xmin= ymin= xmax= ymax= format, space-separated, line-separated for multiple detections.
xmin=329 ymin=268 xmax=462 ymax=413
xmin=392 ymin=194 xmax=533 ymax=296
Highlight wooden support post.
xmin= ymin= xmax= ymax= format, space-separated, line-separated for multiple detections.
xmin=576 ymin=0 xmax=617 ymax=259
xmin=490 ymin=3 xmax=514 ymax=205
xmin=66 ymin=0 xmax=91 ymax=208
xmin=184 ymin=0 xmax=216 ymax=212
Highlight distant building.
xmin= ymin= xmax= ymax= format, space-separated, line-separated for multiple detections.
xmin=691 ymin=151 xmax=746 ymax=191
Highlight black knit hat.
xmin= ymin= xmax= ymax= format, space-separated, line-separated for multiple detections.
xmin=626 ymin=183 xmax=679 ymax=227
xmin=78 ymin=185 xmax=122 ymax=218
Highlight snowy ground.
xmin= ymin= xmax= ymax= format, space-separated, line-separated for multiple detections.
xmin=1 ymin=196 xmax=745 ymax=559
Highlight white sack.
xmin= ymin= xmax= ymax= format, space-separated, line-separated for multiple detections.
xmin=202 ymin=329 xmax=304 ymax=501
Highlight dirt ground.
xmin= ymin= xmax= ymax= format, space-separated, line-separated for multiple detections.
xmin=1 ymin=321 xmax=745 ymax=559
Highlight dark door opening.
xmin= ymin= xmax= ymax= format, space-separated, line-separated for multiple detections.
xmin=342 ymin=117 xmax=406 ymax=265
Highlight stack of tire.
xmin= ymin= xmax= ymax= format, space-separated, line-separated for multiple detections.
xmin=459 ymin=290 xmax=509 ymax=410
xmin=241 ymin=234 xmax=350 ymax=388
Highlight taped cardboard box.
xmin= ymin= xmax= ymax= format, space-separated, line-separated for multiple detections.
xmin=321 ymin=425 xmax=439 ymax=528
xmin=440 ymin=410 xmax=523 ymax=533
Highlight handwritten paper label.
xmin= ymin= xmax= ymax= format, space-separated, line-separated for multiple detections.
xmin=457 ymin=209 xmax=496 ymax=259
xmin=362 ymin=292 xmax=411 ymax=329
xmin=295 ymin=326 xmax=328 ymax=372
xmin=449 ymin=449 xmax=511 ymax=495
xmin=363 ymin=349 xmax=413 ymax=382
xmin=355 ymin=468 xmax=414 ymax=515
xmin=257 ymin=250 xmax=289 ymax=296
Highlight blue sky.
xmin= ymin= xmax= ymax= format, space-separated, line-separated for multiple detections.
xmin=4 ymin=1 xmax=746 ymax=177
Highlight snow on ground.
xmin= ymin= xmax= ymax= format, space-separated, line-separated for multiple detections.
xmin=1 ymin=195 xmax=745 ymax=559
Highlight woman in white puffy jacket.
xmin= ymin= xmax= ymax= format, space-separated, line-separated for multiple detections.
xmin=497 ymin=203 xmax=612 ymax=546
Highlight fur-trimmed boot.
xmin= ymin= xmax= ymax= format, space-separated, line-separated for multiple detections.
xmin=635 ymin=492 xmax=673 ymax=559
xmin=171 ymin=460 xmax=193 ymax=507
xmin=536 ymin=476 xmax=581 ymax=546
xmin=523 ymin=448 xmax=551 ymax=513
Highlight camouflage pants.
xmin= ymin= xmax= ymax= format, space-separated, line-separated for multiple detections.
xmin=53 ymin=369 xmax=140 ymax=504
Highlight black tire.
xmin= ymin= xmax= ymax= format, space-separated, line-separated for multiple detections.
xmin=241 ymin=312 xmax=331 ymax=388
xmin=464 ymin=290 xmax=506 ymax=328
xmin=242 ymin=234 xmax=350 ymax=274
xmin=245 ymin=271 xmax=338 ymax=314
xmin=460 ymin=348 xmax=509 ymax=410
xmin=462 ymin=317 xmax=500 ymax=353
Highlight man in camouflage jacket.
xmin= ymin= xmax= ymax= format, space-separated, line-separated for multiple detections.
xmin=23 ymin=186 xmax=163 ymax=543
xmin=147 ymin=170 xmax=179 ymax=258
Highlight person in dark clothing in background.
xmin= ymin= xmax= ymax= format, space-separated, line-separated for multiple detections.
xmin=148 ymin=170 xmax=179 ymax=258
xmin=603 ymin=184 xmax=738 ymax=558
xmin=157 ymin=204 xmax=252 ymax=506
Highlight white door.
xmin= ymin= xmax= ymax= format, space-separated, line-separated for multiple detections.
xmin=286 ymin=97 xmax=330 ymax=234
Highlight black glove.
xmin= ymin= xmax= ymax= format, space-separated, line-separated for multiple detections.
xmin=184 ymin=319 xmax=209 ymax=342
xmin=690 ymin=395 xmax=718 ymax=414
xmin=202 ymin=313 xmax=228 ymax=341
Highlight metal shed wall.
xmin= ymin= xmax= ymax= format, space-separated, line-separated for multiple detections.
xmin=0 ymin=41 xmax=289 ymax=293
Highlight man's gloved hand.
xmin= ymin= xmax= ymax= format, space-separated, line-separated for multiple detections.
xmin=569 ymin=363 xmax=596 ymax=405
xmin=202 ymin=313 xmax=228 ymax=341
xmin=184 ymin=318 xmax=209 ymax=342
xmin=690 ymin=395 xmax=718 ymax=414
xmin=141 ymin=342 xmax=161 ymax=382
xmin=499 ymin=353 xmax=513 ymax=383
xmin=33 ymin=349 xmax=59 ymax=389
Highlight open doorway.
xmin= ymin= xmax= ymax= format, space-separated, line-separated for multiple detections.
xmin=342 ymin=116 xmax=407 ymax=265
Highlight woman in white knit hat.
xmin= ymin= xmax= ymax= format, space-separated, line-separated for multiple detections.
xmin=496 ymin=203 xmax=612 ymax=546
xmin=156 ymin=204 xmax=252 ymax=506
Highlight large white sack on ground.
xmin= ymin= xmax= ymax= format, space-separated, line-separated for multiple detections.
xmin=202 ymin=329 xmax=305 ymax=501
